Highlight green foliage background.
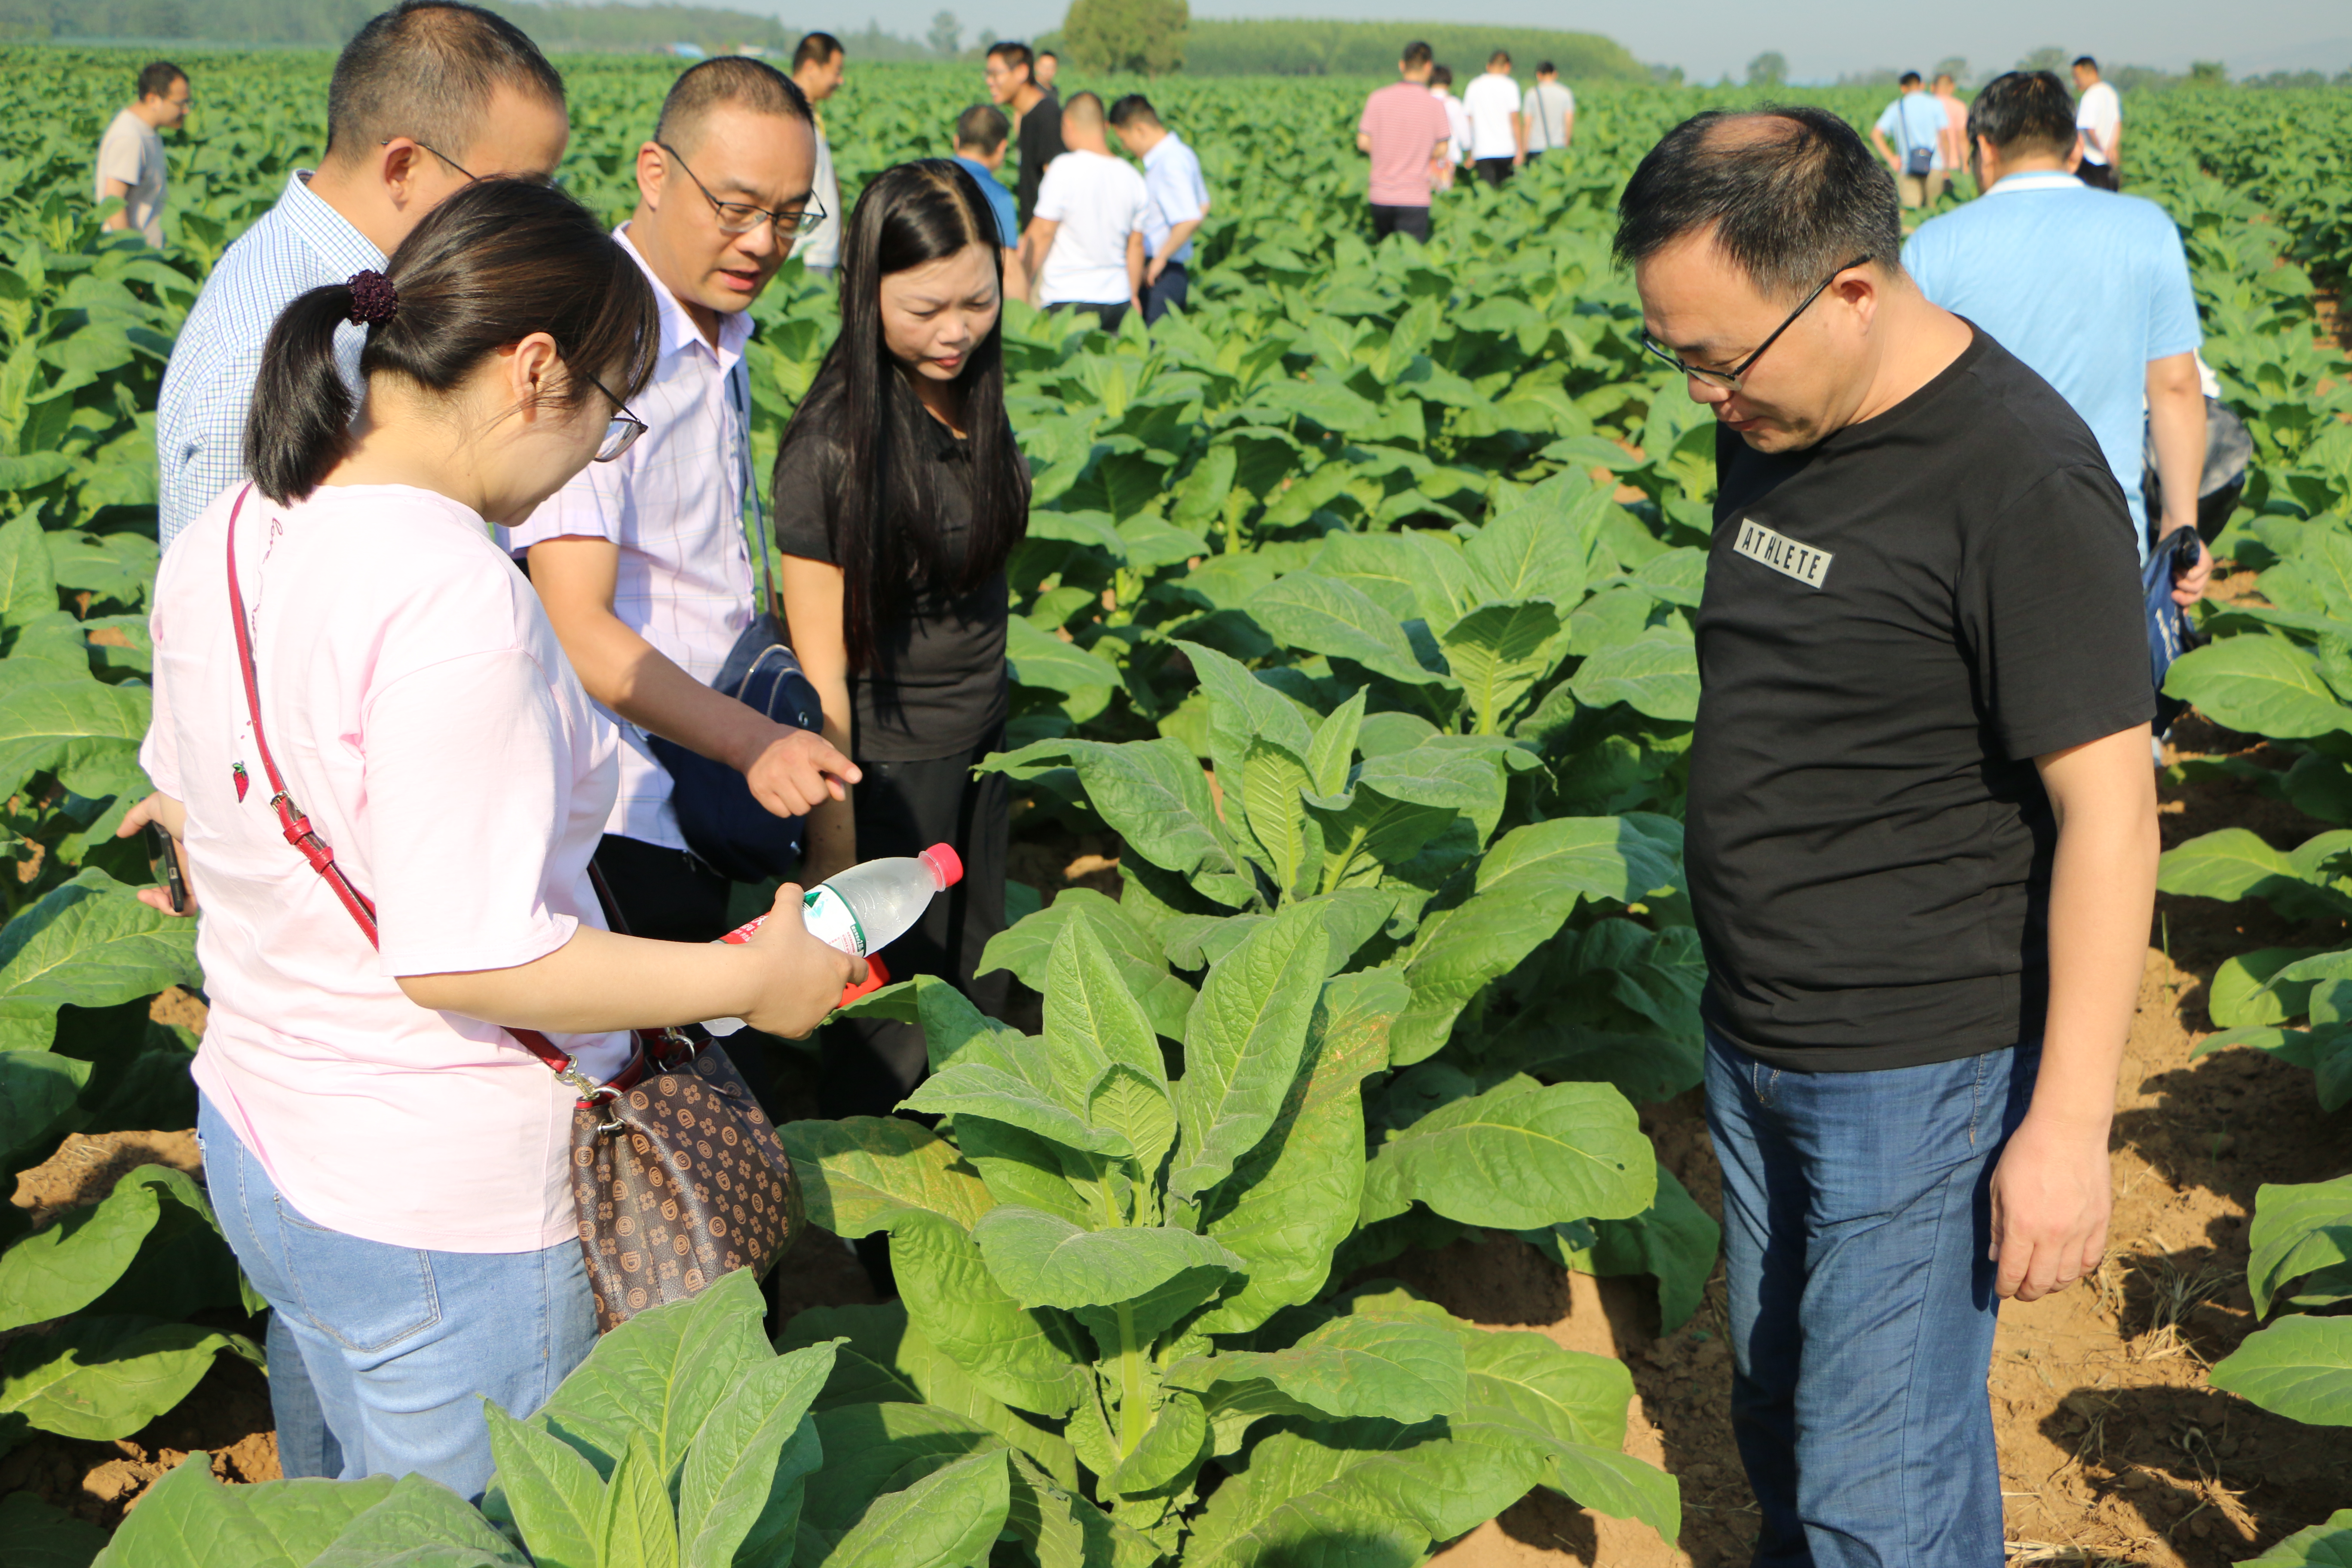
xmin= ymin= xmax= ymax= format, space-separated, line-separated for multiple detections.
xmin=0 ymin=43 xmax=2347 ymax=1562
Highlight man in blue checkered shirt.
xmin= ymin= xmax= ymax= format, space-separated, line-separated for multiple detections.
xmin=154 ymin=0 xmax=568 ymax=550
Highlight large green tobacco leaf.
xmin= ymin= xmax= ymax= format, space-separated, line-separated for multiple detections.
xmin=0 ymin=511 xmax=59 ymax=633
xmin=1439 ymin=599 xmax=1563 ymax=735
xmin=1388 ymin=817 xmax=1678 ymax=1065
xmin=0 ymin=1491 xmax=106 ymax=1568
xmin=0 ymin=1048 xmax=88 ymax=1165
xmin=1464 ymin=483 xmax=1592 ymax=606
xmin=818 ymin=1448 xmax=1009 ymax=1568
xmin=1176 ymin=638 xmax=1317 ymax=805
xmin=1044 ymin=916 xmax=1167 ymax=1106
xmin=887 ymin=1210 xmax=1088 ymax=1417
xmin=2164 ymin=635 xmax=2350 ymax=738
xmin=2160 ymin=828 xmax=2302 ymax=902
xmin=595 ymin=1435 xmax=680 ymax=1568
xmin=977 ymin=892 xmax=1195 ymax=1041
xmin=1005 ymin=614 xmax=1121 ymax=695
xmin=779 ymin=1302 xmax=1079 ymax=1487
xmin=1 ymin=1316 xmax=259 ymax=1446
xmin=1539 ymin=1165 xmax=1721 ymax=1334
xmin=2247 ymin=1176 xmax=2352 ymax=1317
xmin=969 ymin=1205 xmax=1241 ymax=1311
xmin=1363 ymin=1078 xmax=1654 ymax=1232
xmin=1170 ymin=905 xmax=1331 ymax=1201
xmin=0 ymin=677 xmax=150 ymax=805
xmin=524 ymin=1269 xmax=770 ymax=1479
xmin=675 ymin=1345 xmax=834 ymax=1568
xmin=1568 ymin=626 xmax=1700 ymax=723
xmin=1166 ymin=1314 xmax=1467 ymax=1424
xmin=795 ymin=1403 xmax=1003 ymax=1566
xmin=2208 ymin=1313 xmax=2352 ymax=1426
xmin=1047 ymin=738 xmax=1259 ymax=909
xmin=2240 ymin=1509 xmax=2352 ymax=1567
xmin=484 ymin=1401 xmax=605 ymax=1568
xmin=779 ymin=1117 xmax=995 ymax=1240
xmin=0 ymin=870 xmax=203 ymax=1053
xmin=1239 ymin=738 xmax=1317 ymax=894
xmin=1247 ymin=571 xmax=1458 ymax=689
xmin=1194 ymin=971 xmax=1403 ymax=1335
xmin=0 ymin=1164 xmax=241 ymax=1333
xmin=92 ymin=1462 xmax=522 ymax=1568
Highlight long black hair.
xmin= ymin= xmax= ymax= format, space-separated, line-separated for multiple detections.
xmin=245 ymin=178 xmax=660 ymax=505
xmin=775 ymin=159 xmax=1028 ymax=672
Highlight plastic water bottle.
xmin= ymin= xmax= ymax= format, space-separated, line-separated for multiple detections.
xmin=701 ymin=844 xmax=964 ymax=1035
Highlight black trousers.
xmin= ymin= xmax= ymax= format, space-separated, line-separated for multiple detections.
xmin=1050 ymin=299 xmax=1128 ymax=334
xmin=1369 ymin=203 xmax=1430 ymax=243
xmin=1476 ymin=156 xmax=1514 ymax=187
xmin=2077 ymin=160 xmax=2119 ymax=191
xmin=818 ymin=728 xmax=1011 ymax=1125
xmin=1142 ymin=262 xmax=1188 ymax=324
xmin=594 ymin=833 xmax=789 ymax=1120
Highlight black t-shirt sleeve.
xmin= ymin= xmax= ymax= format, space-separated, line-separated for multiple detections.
xmin=770 ymin=426 xmax=840 ymax=565
xmin=1960 ymin=462 xmax=2156 ymax=760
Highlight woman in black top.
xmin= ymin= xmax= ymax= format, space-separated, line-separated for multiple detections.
xmin=772 ymin=160 xmax=1027 ymax=1123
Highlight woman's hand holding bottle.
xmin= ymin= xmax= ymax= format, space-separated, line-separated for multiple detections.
xmin=731 ymin=882 xmax=867 ymax=1039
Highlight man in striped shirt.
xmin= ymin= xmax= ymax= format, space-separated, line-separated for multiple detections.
xmin=154 ymin=1 xmax=568 ymax=549
xmin=505 ymin=58 xmax=854 ymax=966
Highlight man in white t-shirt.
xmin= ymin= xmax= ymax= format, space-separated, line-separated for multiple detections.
xmin=1461 ymin=50 xmax=1523 ymax=186
xmin=95 ymin=61 xmax=189 ymax=246
xmin=508 ymin=58 xmax=853 ymax=969
xmin=1023 ymin=92 xmax=1146 ymax=332
xmin=790 ymin=32 xmax=846 ymax=276
xmin=2072 ymin=56 xmax=2121 ymax=190
xmin=1522 ymin=61 xmax=1575 ymax=161
xmin=1109 ymin=94 xmax=1209 ymax=325
xmin=1427 ymin=66 xmax=1470 ymax=188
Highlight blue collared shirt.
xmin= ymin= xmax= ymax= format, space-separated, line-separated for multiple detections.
xmin=952 ymin=156 xmax=1019 ymax=250
xmin=1139 ymin=133 xmax=1207 ymax=266
xmin=156 ymin=171 xmax=386 ymax=549
xmin=1904 ymin=170 xmax=2203 ymax=552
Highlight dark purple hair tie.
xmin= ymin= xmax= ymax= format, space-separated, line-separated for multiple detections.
xmin=347 ymin=270 xmax=399 ymax=327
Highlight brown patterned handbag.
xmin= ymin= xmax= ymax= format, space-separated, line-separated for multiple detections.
xmin=220 ymin=486 xmax=802 ymax=1331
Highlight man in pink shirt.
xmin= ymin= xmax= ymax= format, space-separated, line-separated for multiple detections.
xmin=1357 ymin=40 xmax=1452 ymax=243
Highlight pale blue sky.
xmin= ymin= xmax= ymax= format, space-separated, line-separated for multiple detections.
xmin=775 ymin=0 xmax=2351 ymax=83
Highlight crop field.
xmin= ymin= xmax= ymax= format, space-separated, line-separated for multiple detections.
xmin=0 ymin=44 xmax=2347 ymax=1568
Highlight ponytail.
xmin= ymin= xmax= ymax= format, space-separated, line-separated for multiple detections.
xmin=239 ymin=179 xmax=661 ymax=508
xmin=245 ymin=284 xmax=369 ymax=506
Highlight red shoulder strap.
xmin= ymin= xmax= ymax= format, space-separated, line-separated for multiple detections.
xmin=221 ymin=486 xmax=617 ymax=1098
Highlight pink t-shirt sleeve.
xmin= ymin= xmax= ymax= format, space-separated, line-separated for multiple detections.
xmin=362 ymin=647 xmax=583 ymax=977
xmin=140 ymin=603 xmax=182 ymax=799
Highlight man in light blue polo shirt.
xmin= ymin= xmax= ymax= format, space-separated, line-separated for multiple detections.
xmin=1904 ymin=69 xmax=2209 ymax=601
xmin=1870 ymin=73 xmax=1951 ymax=207
xmin=1109 ymin=93 xmax=1209 ymax=325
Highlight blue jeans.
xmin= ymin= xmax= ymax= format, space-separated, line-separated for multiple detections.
xmin=196 ymin=1095 xmax=597 ymax=1498
xmin=1704 ymin=1033 xmax=2039 ymax=1568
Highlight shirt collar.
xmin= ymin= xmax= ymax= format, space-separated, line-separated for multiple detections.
xmin=613 ymin=223 xmax=754 ymax=368
xmin=1986 ymin=170 xmax=2085 ymax=195
xmin=1143 ymin=134 xmax=1182 ymax=167
xmin=281 ymin=170 xmax=389 ymax=274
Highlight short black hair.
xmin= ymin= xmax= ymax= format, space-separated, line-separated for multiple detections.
xmin=654 ymin=56 xmax=812 ymax=154
xmin=1430 ymin=65 xmax=1453 ymax=86
xmin=1038 ymin=49 xmax=1057 ymax=62
xmin=1899 ymin=70 xmax=1922 ymax=87
xmin=988 ymin=40 xmax=1034 ymax=74
xmin=325 ymin=1 xmax=563 ymax=166
xmin=1536 ymin=60 xmax=1556 ymax=75
xmin=1614 ymin=107 xmax=1902 ymax=301
xmin=956 ymin=101 xmax=1009 ymax=154
xmin=1401 ymin=40 xmax=1433 ymax=69
xmin=1107 ymin=94 xmax=1160 ymax=130
xmin=137 ymin=61 xmax=186 ymax=101
xmin=1488 ymin=49 xmax=1511 ymax=68
xmin=1965 ymin=71 xmax=2076 ymax=160
xmin=2073 ymin=55 xmax=2099 ymax=72
xmin=794 ymin=32 xmax=843 ymax=70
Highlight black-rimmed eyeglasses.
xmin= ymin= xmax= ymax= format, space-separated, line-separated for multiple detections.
xmin=379 ymin=139 xmax=557 ymax=189
xmin=655 ymin=141 xmax=827 ymax=239
xmin=1641 ymin=255 xmax=1874 ymax=393
xmin=579 ymin=370 xmax=648 ymax=463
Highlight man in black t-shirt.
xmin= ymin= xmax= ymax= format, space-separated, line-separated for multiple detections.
xmin=1616 ymin=108 xmax=2159 ymax=1565
xmin=983 ymin=40 xmax=1063 ymax=229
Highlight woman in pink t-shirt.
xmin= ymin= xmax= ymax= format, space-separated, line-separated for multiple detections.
xmin=131 ymin=180 xmax=860 ymax=1499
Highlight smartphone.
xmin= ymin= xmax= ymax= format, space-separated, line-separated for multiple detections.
xmin=146 ymin=822 xmax=186 ymax=914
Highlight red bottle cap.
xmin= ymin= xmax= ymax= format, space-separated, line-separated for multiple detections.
xmin=840 ymin=953 xmax=889 ymax=1008
xmin=920 ymin=843 xmax=964 ymax=890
